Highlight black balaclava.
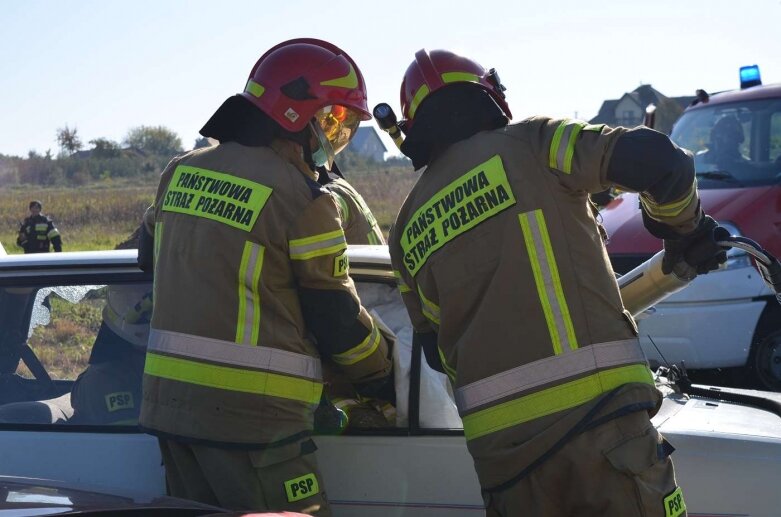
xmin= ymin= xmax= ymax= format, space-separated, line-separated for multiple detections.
xmin=400 ymin=83 xmax=509 ymax=170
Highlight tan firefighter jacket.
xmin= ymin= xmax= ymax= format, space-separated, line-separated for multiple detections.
xmin=140 ymin=141 xmax=392 ymax=448
xmin=324 ymin=176 xmax=385 ymax=245
xmin=389 ymin=117 xmax=699 ymax=488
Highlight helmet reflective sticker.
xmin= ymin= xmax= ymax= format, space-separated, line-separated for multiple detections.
xmin=285 ymin=108 xmax=300 ymax=123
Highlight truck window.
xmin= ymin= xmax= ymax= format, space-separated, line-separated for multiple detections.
xmin=671 ymin=99 xmax=781 ymax=188
xmin=771 ymin=112 xmax=781 ymax=163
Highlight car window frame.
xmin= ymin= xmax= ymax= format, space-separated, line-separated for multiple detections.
xmin=0 ymin=258 xmax=466 ymax=438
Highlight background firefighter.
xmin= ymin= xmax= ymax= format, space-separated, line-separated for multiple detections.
xmin=388 ymin=48 xmax=726 ymax=516
xmin=17 ymin=200 xmax=62 ymax=253
xmin=138 ymin=39 xmax=394 ymax=514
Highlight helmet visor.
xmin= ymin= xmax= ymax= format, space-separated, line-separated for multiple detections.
xmin=313 ymin=105 xmax=362 ymax=155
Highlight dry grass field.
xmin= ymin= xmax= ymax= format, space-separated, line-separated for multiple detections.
xmin=0 ymin=180 xmax=157 ymax=253
xmin=0 ymin=166 xmax=417 ymax=254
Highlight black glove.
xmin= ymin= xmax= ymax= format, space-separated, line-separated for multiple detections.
xmin=662 ymin=215 xmax=727 ymax=276
xmin=354 ymin=371 xmax=396 ymax=406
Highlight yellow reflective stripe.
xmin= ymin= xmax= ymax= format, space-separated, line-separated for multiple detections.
xmin=393 ymin=270 xmax=412 ymax=293
xmin=438 ymin=346 xmax=457 ymax=381
xmin=462 ymin=363 xmax=654 ymax=441
xmin=332 ymin=324 xmax=381 ymax=366
xmin=144 ymin=353 xmax=323 ymax=405
xmin=408 ymin=84 xmax=430 ymax=119
xmin=236 ymin=242 xmax=264 ymax=345
xmin=641 ymin=180 xmax=697 ymax=218
xmin=549 ymin=120 xmax=587 ymax=173
xmin=456 ymin=339 xmax=644 ymax=412
xmin=519 ymin=210 xmax=578 ymax=355
xmin=441 ymin=72 xmax=479 ymax=84
xmin=35 ymin=224 xmax=48 ymax=231
xmin=563 ymin=123 xmax=584 ymax=174
xmin=417 ymin=286 xmax=440 ymax=325
xmin=584 ymin=123 xmax=604 ymax=132
xmin=149 ymin=328 xmax=322 ymax=379
xmin=333 ymin=192 xmax=350 ymax=222
xmin=244 ymin=79 xmax=265 ymax=98
xmin=289 ymin=230 xmax=346 ymax=260
xmin=535 ymin=210 xmax=577 ymax=349
xmin=320 ymin=63 xmax=358 ymax=89
xmin=549 ymin=122 xmax=568 ymax=169
xmin=47 ymin=229 xmax=59 ymax=239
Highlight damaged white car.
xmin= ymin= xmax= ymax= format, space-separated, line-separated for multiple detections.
xmin=0 ymin=247 xmax=779 ymax=516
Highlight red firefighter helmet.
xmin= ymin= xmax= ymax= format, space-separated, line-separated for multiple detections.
xmin=240 ymin=38 xmax=371 ymax=133
xmin=400 ymin=49 xmax=512 ymax=131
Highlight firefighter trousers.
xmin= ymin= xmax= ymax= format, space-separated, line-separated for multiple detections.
xmin=483 ymin=411 xmax=685 ymax=517
xmin=159 ymin=437 xmax=330 ymax=515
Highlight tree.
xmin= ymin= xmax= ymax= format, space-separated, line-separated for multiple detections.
xmin=89 ymin=138 xmax=121 ymax=159
xmin=124 ymin=125 xmax=183 ymax=157
xmin=56 ymin=125 xmax=83 ymax=155
xmin=193 ymin=136 xmax=212 ymax=149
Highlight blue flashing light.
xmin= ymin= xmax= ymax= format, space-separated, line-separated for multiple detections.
xmin=740 ymin=65 xmax=762 ymax=89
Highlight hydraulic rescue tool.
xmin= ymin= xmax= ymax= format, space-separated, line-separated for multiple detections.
xmin=619 ymin=227 xmax=781 ymax=317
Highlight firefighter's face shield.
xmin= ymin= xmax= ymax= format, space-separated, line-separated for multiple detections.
xmin=309 ymin=105 xmax=362 ymax=170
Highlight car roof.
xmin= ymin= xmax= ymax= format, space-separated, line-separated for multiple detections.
xmin=686 ymin=82 xmax=781 ymax=111
xmin=0 ymin=246 xmax=394 ymax=283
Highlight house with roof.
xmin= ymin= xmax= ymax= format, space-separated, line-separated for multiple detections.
xmin=345 ymin=126 xmax=387 ymax=162
xmin=590 ymin=85 xmax=695 ymax=134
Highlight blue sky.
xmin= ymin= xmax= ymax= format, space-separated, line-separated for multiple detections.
xmin=1 ymin=0 xmax=779 ymax=157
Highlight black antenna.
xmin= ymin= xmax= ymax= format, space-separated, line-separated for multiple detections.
xmin=647 ymin=335 xmax=671 ymax=369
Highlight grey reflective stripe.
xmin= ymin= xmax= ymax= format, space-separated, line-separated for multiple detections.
xmin=455 ymin=339 xmax=645 ymax=412
xmin=237 ymin=241 xmax=264 ymax=345
xmin=417 ymin=286 xmax=440 ymax=325
xmin=288 ymin=231 xmax=347 ymax=260
xmin=148 ymin=328 xmax=322 ymax=381
xmin=555 ymin=123 xmax=578 ymax=171
xmin=519 ymin=210 xmax=577 ymax=355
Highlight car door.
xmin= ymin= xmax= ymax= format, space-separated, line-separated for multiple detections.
xmin=0 ymin=273 xmax=166 ymax=496
xmin=313 ymin=273 xmax=484 ymax=516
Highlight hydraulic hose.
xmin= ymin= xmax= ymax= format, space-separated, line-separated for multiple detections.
xmin=716 ymin=235 xmax=781 ymax=305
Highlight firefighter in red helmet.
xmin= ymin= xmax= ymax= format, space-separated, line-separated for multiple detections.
xmin=139 ymin=39 xmax=394 ymax=514
xmin=388 ymin=49 xmax=726 ymax=516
